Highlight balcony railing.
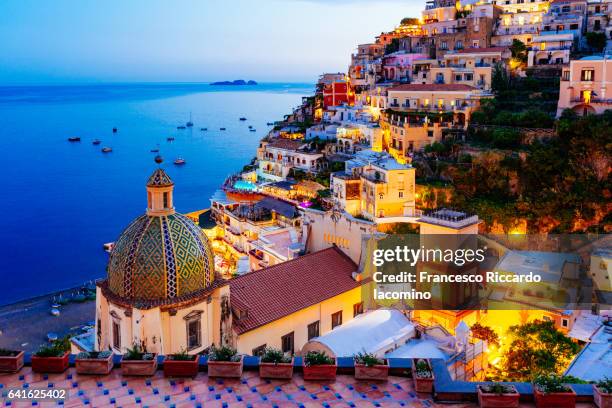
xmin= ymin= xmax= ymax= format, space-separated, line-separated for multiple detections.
xmin=570 ymin=98 xmax=612 ymax=104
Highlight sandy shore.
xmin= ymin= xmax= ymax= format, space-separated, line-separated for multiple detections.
xmin=0 ymin=288 xmax=95 ymax=352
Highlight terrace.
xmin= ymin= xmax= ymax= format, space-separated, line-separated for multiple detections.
xmin=0 ymin=355 xmax=600 ymax=407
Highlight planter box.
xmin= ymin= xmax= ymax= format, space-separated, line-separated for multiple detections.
xmin=75 ymin=354 xmax=114 ymax=375
xmin=477 ymin=385 xmax=520 ymax=408
xmin=207 ymin=356 xmax=243 ymax=378
xmin=0 ymin=351 xmax=24 ymax=373
xmin=121 ymin=355 xmax=158 ymax=376
xmin=412 ymin=359 xmax=434 ymax=393
xmin=31 ymin=352 xmax=70 ymax=374
xmin=303 ymin=359 xmax=337 ymax=381
xmin=354 ymin=360 xmax=389 ymax=381
xmin=259 ymin=358 xmax=294 ymax=380
xmin=533 ymin=386 xmax=576 ymax=408
xmin=594 ymin=385 xmax=612 ymax=408
xmin=163 ymin=355 xmax=200 ymax=377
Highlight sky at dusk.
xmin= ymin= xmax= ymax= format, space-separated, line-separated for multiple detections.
xmin=0 ymin=0 xmax=421 ymax=84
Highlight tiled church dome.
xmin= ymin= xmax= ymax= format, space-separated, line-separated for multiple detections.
xmin=106 ymin=169 xmax=215 ymax=300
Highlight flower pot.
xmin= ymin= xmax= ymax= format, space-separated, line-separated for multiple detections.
xmin=75 ymin=353 xmax=114 ymax=375
xmin=354 ymin=361 xmax=389 ymax=381
xmin=163 ymin=355 xmax=200 ymax=377
xmin=477 ymin=385 xmax=520 ymax=408
xmin=594 ymin=385 xmax=612 ymax=408
xmin=0 ymin=351 xmax=24 ymax=373
xmin=412 ymin=359 xmax=434 ymax=393
xmin=533 ymin=386 xmax=576 ymax=408
xmin=31 ymin=352 xmax=70 ymax=374
xmin=259 ymin=358 xmax=294 ymax=379
xmin=121 ymin=354 xmax=158 ymax=376
xmin=207 ymin=355 xmax=243 ymax=378
xmin=303 ymin=359 xmax=337 ymax=381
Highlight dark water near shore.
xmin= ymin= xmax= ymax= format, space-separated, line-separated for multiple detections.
xmin=0 ymin=83 xmax=310 ymax=306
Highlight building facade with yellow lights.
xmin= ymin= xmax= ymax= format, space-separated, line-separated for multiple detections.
xmin=557 ymin=55 xmax=612 ymax=116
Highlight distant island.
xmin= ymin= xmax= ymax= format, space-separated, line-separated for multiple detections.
xmin=210 ymin=80 xmax=257 ymax=86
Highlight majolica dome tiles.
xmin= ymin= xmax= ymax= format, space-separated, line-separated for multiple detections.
xmin=147 ymin=168 xmax=174 ymax=187
xmin=107 ymin=213 xmax=215 ymax=300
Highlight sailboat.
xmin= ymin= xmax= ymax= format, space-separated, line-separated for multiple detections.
xmin=186 ymin=112 xmax=194 ymax=127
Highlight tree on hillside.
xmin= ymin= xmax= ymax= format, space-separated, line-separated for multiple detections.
xmin=385 ymin=38 xmax=400 ymax=55
xmin=470 ymin=323 xmax=500 ymax=348
xmin=400 ymin=17 xmax=419 ymax=26
xmin=510 ymin=39 xmax=528 ymax=64
xmin=500 ymin=320 xmax=579 ymax=381
xmin=585 ymin=32 xmax=607 ymax=53
xmin=491 ymin=63 xmax=510 ymax=94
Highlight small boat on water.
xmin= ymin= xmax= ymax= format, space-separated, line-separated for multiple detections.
xmin=50 ymin=308 xmax=60 ymax=317
xmin=267 ymin=122 xmax=274 ymax=126
xmin=200 ymin=128 xmax=208 ymax=131
xmin=112 ymin=127 xmax=118 ymax=133
xmin=250 ymin=128 xmax=256 ymax=132
xmin=239 ymin=117 xmax=247 ymax=121
xmin=92 ymin=139 xmax=101 ymax=145
xmin=150 ymin=148 xmax=160 ymax=153
xmin=103 ymin=242 xmax=115 ymax=252
xmin=177 ymin=126 xmax=186 ymax=130
xmin=68 ymin=137 xmax=81 ymax=142
xmin=248 ymin=125 xmax=253 ymax=129
xmin=102 ymin=147 xmax=113 ymax=153
xmin=174 ymin=157 xmax=186 ymax=165
xmin=167 ymin=137 xmax=175 ymax=141
xmin=186 ymin=112 xmax=194 ymax=127
xmin=220 ymin=127 xmax=226 ymax=131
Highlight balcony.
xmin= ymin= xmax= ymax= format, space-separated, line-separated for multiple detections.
xmin=570 ymin=98 xmax=612 ymax=104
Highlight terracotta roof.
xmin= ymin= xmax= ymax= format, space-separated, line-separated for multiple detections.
xmin=267 ymin=138 xmax=305 ymax=150
xmin=454 ymin=47 xmax=508 ymax=54
xmin=389 ymin=84 xmax=477 ymax=92
xmin=230 ymin=247 xmax=361 ymax=334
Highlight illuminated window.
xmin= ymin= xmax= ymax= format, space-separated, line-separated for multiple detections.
xmin=581 ymin=69 xmax=594 ymax=81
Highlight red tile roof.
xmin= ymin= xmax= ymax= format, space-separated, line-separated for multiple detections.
xmin=230 ymin=247 xmax=361 ymax=334
xmin=267 ymin=138 xmax=305 ymax=150
xmin=455 ymin=47 xmax=508 ymax=54
xmin=389 ymin=83 xmax=477 ymax=92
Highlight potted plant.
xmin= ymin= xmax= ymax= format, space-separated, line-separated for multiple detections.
xmin=0 ymin=348 xmax=25 ymax=373
xmin=594 ymin=377 xmax=612 ymax=408
xmin=259 ymin=347 xmax=293 ymax=379
xmin=75 ymin=351 xmax=114 ymax=375
xmin=121 ymin=343 xmax=157 ymax=376
xmin=207 ymin=345 xmax=243 ymax=378
xmin=477 ymin=383 xmax=520 ymax=408
xmin=31 ymin=337 xmax=71 ymax=373
xmin=412 ymin=358 xmax=434 ymax=393
xmin=163 ymin=348 xmax=199 ymax=378
xmin=533 ymin=374 xmax=576 ymax=408
xmin=302 ymin=351 xmax=337 ymax=381
xmin=354 ymin=351 xmax=389 ymax=381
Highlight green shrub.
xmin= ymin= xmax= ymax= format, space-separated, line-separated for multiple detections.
xmin=596 ymin=377 xmax=612 ymax=393
xmin=414 ymin=359 xmax=432 ymax=378
xmin=168 ymin=348 xmax=195 ymax=361
xmin=480 ymin=383 xmax=516 ymax=394
xmin=304 ymin=351 xmax=335 ymax=366
xmin=492 ymin=128 xmax=521 ymax=149
xmin=35 ymin=336 xmax=71 ymax=357
xmin=260 ymin=347 xmax=292 ymax=364
xmin=354 ymin=351 xmax=384 ymax=367
xmin=533 ymin=374 xmax=573 ymax=393
xmin=124 ymin=343 xmax=154 ymax=361
xmin=77 ymin=350 xmax=112 ymax=359
xmin=0 ymin=349 xmax=20 ymax=357
xmin=208 ymin=345 xmax=240 ymax=362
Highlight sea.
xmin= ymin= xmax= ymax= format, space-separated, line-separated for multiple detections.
xmin=0 ymin=83 xmax=311 ymax=306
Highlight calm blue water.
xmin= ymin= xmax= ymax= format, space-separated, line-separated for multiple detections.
xmin=0 ymin=83 xmax=311 ymax=306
